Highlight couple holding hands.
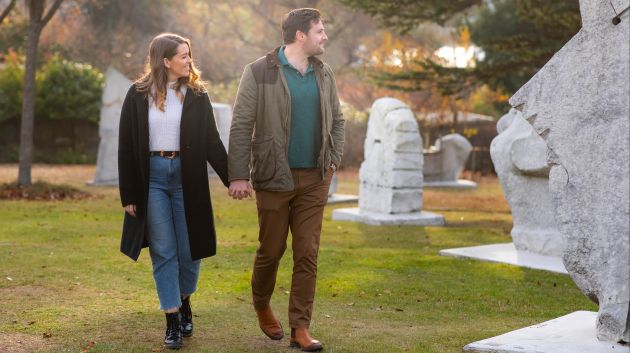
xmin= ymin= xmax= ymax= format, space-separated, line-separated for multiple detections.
xmin=117 ymin=8 xmax=344 ymax=351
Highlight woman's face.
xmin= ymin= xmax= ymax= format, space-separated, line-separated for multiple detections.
xmin=164 ymin=43 xmax=191 ymax=80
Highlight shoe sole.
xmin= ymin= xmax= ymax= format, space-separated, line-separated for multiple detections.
xmin=289 ymin=341 xmax=323 ymax=352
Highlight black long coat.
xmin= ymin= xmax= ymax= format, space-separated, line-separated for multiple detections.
xmin=118 ymin=84 xmax=229 ymax=261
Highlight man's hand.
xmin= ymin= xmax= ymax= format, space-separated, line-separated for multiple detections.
xmin=229 ymin=180 xmax=252 ymax=200
xmin=124 ymin=204 xmax=137 ymax=217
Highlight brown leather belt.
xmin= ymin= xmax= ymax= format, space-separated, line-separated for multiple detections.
xmin=150 ymin=151 xmax=179 ymax=159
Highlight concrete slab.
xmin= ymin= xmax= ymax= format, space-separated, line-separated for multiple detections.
xmin=464 ymin=311 xmax=628 ymax=353
xmin=423 ymin=179 xmax=478 ymax=189
xmin=332 ymin=207 xmax=444 ymax=226
xmin=327 ymin=194 xmax=359 ymax=204
xmin=439 ymin=243 xmax=567 ymax=274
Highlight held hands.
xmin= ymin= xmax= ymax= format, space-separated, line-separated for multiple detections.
xmin=229 ymin=180 xmax=253 ymax=200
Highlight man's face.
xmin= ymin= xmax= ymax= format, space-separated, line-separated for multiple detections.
xmin=302 ymin=20 xmax=327 ymax=56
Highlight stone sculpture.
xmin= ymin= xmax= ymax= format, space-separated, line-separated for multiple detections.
xmin=510 ymin=0 xmax=629 ymax=342
xmin=91 ymin=67 xmax=131 ymax=185
xmin=490 ymin=108 xmax=563 ymax=256
xmin=423 ymin=133 xmax=472 ymax=182
xmin=332 ymin=97 xmax=443 ymax=225
xmin=358 ymin=97 xmax=424 ymax=213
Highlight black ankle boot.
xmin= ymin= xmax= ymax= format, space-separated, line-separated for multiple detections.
xmin=164 ymin=312 xmax=183 ymax=349
xmin=179 ymin=296 xmax=193 ymax=337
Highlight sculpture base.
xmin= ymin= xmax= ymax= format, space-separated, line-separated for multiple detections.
xmin=439 ymin=242 xmax=567 ymax=274
xmin=464 ymin=311 xmax=627 ymax=353
xmin=86 ymin=179 xmax=118 ymax=186
xmin=423 ymin=179 xmax=477 ymax=189
xmin=332 ymin=207 xmax=444 ymax=226
xmin=327 ymin=194 xmax=359 ymax=204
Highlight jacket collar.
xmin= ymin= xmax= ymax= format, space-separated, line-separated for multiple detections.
xmin=266 ymin=46 xmax=324 ymax=70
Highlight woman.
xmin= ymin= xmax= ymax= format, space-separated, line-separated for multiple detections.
xmin=118 ymin=33 xmax=229 ymax=349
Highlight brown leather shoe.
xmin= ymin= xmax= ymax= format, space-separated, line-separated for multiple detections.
xmin=255 ymin=306 xmax=284 ymax=340
xmin=289 ymin=328 xmax=323 ymax=352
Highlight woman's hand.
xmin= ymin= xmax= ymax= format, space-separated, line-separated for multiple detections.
xmin=124 ymin=204 xmax=137 ymax=217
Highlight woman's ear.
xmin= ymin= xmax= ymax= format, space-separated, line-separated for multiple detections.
xmin=163 ymin=57 xmax=171 ymax=69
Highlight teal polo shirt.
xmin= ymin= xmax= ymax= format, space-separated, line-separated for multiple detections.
xmin=278 ymin=46 xmax=321 ymax=168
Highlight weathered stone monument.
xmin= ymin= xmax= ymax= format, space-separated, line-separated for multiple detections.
xmin=423 ymin=133 xmax=477 ymax=189
xmin=332 ymin=97 xmax=443 ymax=225
xmin=90 ymin=67 xmax=131 ymax=185
xmin=490 ymin=108 xmax=563 ymax=257
xmin=441 ymin=108 xmax=567 ymax=274
xmin=465 ymin=0 xmax=629 ymax=351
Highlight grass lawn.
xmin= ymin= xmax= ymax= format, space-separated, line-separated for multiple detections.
xmin=0 ymin=165 xmax=595 ymax=353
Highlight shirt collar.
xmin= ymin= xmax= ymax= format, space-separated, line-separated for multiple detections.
xmin=278 ymin=46 xmax=314 ymax=74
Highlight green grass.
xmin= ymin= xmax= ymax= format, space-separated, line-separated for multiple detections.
xmin=0 ymin=175 xmax=595 ymax=353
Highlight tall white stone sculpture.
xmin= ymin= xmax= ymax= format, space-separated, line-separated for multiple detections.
xmin=332 ymin=98 xmax=443 ymax=225
xmin=207 ymin=103 xmax=232 ymax=176
xmin=490 ymin=109 xmax=563 ymax=256
xmin=211 ymin=102 xmax=231 ymax=151
xmin=90 ymin=67 xmax=131 ymax=185
xmin=466 ymin=1 xmax=629 ymax=349
xmin=423 ymin=133 xmax=477 ymax=189
xmin=510 ymin=0 xmax=629 ymax=343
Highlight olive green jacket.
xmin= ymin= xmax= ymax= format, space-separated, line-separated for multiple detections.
xmin=228 ymin=47 xmax=345 ymax=191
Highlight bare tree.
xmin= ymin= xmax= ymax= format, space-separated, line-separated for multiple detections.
xmin=0 ymin=0 xmax=16 ymax=24
xmin=17 ymin=0 xmax=63 ymax=186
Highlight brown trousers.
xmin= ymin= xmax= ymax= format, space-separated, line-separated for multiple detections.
xmin=252 ymin=168 xmax=332 ymax=328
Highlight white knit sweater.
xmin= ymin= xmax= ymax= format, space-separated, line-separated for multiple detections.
xmin=148 ymin=83 xmax=187 ymax=151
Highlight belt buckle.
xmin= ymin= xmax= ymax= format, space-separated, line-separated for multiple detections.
xmin=160 ymin=151 xmax=175 ymax=159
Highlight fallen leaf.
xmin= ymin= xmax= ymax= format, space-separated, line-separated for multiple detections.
xmin=43 ymin=331 xmax=52 ymax=338
xmin=395 ymin=308 xmax=404 ymax=312
xmin=347 ymin=303 xmax=354 ymax=306
xmin=6 ymin=277 xmax=12 ymax=281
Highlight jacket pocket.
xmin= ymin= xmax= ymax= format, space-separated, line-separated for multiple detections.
xmin=251 ymin=135 xmax=276 ymax=182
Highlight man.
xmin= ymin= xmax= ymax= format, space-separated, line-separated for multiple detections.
xmin=228 ymin=8 xmax=345 ymax=352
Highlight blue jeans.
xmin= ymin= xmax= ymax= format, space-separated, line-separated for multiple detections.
xmin=147 ymin=156 xmax=200 ymax=310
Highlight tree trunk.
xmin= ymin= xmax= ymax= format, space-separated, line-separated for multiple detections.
xmin=17 ymin=0 xmax=63 ymax=186
xmin=17 ymin=1 xmax=45 ymax=186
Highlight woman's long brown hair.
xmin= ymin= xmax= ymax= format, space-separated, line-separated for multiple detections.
xmin=135 ymin=33 xmax=206 ymax=111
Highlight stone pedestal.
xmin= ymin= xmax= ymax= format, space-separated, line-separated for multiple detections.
xmin=332 ymin=208 xmax=444 ymax=226
xmin=439 ymin=243 xmax=567 ymax=274
xmin=464 ymin=311 xmax=627 ymax=353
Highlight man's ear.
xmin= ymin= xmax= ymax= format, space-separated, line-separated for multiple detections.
xmin=296 ymin=30 xmax=305 ymax=42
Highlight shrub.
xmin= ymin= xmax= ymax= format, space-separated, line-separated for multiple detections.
xmin=0 ymin=51 xmax=24 ymax=123
xmin=36 ymin=54 xmax=104 ymax=122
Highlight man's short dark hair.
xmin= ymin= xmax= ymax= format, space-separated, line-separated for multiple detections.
xmin=281 ymin=8 xmax=321 ymax=44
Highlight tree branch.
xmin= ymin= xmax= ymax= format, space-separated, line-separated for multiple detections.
xmin=41 ymin=0 xmax=64 ymax=26
xmin=0 ymin=0 xmax=16 ymax=24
